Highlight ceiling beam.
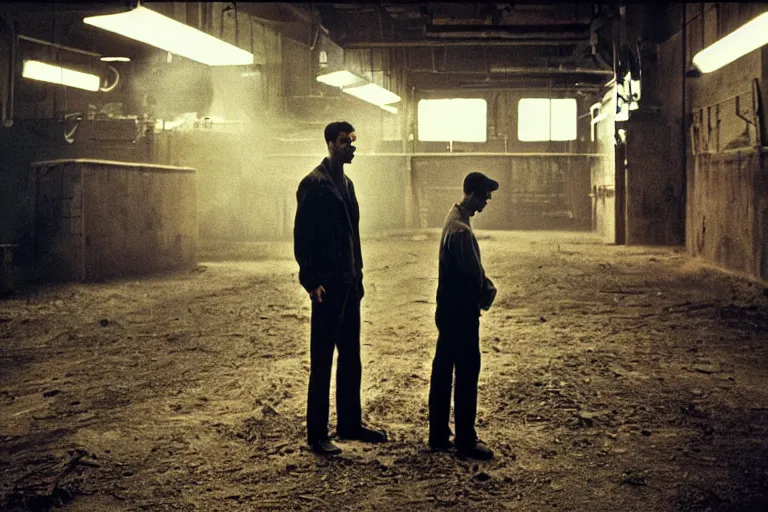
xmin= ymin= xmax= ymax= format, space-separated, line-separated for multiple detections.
xmin=408 ymin=67 xmax=613 ymax=76
xmin=343 ymin=38 xmax=587 ymax=48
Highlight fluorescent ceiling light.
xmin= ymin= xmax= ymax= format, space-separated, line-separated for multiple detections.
xmin=317 ymin=70 xmax=363 ymax=88
xmin=100 ymin=56 xmax=130 ymax=62
xmin=84 ymin=6 xmax=253 ymax=66
xmin=380 ymin=105 xmax=398 ymax=114
xmin=342 ymin=83 xmax=401 ymax=106
xmin=22 ymin=60 xmax=100 ymax=91
xmin=692 ymin=11 xmax=768 ymax=73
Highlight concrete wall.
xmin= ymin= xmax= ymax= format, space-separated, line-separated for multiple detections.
xmin=261 ymin=154 xmax=409 ymax=239
xmin=625 ymin=110 xmax=685 ymax=245
xmin=0 ymin=120 xmax=157 ymax=256
xmin=688 ymin=149 xmax=768 ymax=280
xmin=623 ymin=25 xmax=686 ymax=246
xmin=31 ymin=159 xmax=197 ymax=281
xmin=412 ymin=155 xmax=594 ymax=230
xmin=683 ymin=4 xmax=768 ymax=282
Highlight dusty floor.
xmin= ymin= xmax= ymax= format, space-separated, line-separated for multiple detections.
xmin=2 ymin=230 xmax=768 ymax=511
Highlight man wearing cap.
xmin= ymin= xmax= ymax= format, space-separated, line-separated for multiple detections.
xmin=293 ymin=121 xmax=388 ymax=455
xmin=428 ymin=172 xmax=499 ymax=460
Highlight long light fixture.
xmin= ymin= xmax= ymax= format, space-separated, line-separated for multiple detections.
xmin=342 ymin=83 xmax=401 ymax=107
xmin=84 ymin=6 xmax=253 ymax=66
xmin=380 ymin=105 xmax=398 ymax=114
xmin=316 ymin=70 xmax=363 ymax=88
xmin=692 ymin=11 xmax=768 ymax=73
xmin=22 ymin=60 xmax=100 ymax=91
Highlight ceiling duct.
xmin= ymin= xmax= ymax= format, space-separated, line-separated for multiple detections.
xmin=424 ymin=23 xmax=590 ymax=41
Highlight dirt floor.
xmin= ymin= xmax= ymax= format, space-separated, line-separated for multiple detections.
xmin=2 ymin=230 xmax=768 ymax=511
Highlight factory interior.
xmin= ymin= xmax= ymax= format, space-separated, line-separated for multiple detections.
xmin=1 ymin=2 xmax=768 ymax=510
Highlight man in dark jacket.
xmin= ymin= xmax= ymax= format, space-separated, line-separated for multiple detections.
xmin=293 ymin=121 xmax=388 ymax=455
xmin=428 ymin=172 xmax=499 ymax=460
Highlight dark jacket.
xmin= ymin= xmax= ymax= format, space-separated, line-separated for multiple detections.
xmin=435 ymin=203 xmax=493 ymax=320
xmin=293 ymin=158 xmax=363 ymax=293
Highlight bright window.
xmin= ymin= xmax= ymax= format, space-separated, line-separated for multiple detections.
xmin=418 ymin=98 xmax=487 ymax=142
xmin=518 ymin=98 xmax=577 ymax=141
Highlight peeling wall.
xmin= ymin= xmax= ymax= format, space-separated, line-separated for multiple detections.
xmin=688 ymin=149 xmax=768 ymax=280
xmin=683 ymin=4 xmax=768 ymax=282
xmin=30 ymin=159 xmax=197 ymax=281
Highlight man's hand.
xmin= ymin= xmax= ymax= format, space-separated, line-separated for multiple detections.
xmin=310 ymin=285 xmax=326 ymax=304
xmin=480 ymin=278 xmax=497 ymax=311
xmin=358 ymin=279 xmax=365 ymax=300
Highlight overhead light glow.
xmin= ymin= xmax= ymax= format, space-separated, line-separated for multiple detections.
xmin=22 ymin=60 xmax=100 ymax=91
xmin=380 ymin=105 xmax=398 ymax=114
xmin=342 ymin=83 xmax=401 ymax=106
xmin=316 ymin=70 xmax=363 ymax=88
xmin=100 ymin=56 xmax=131 ymax=62
xmin=84 ymin=6 xmax=253 ymax=66
xmin=692 ymin=11 xmax=768 ymax=73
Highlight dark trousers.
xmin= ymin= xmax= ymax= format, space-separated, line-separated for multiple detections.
xmin=428 ymin=311 xmax=481 ymax=447
xmin=307 ymin=282 xmax=362 ymax=443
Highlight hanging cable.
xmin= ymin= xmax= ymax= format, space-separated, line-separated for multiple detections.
xmin=99 ymin=63 xmax=119 ymax=92
xmin=63 ymin=112 xmax=83 ymax=144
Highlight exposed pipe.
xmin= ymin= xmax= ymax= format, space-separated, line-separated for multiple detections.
xmin=3 ymin=16 xmax=16 ymax=127
xmin=343 ymin=39 xmax=587 ymax=48
xmin=234 ymin=2 xmax=238 ymax=47
xmin=681 ymin=2 xmax=687 ymax=245
xmin=250 ymin=16 xmax=254 ymax=54
xmin=280 ymin=3 xmax=329 ymax=35
xmin=99 ymin=64 xmax=119 ymax=92
xmin=18 ymin=34 xmax=101 ymax=57
xmin=309 ymin=19 xmax=321 ymax=50
xmin=753 ymin=78 xmax=766 ymax=147
xmin=409 ymin=67 xmax=614 ymax=76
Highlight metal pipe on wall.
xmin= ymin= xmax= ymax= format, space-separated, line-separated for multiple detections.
xmin=681 ymin=2 xmax=687 ymax=246
xmin=18 ymin=34 xmax=101 ymax=57
xmin=2 ymin=16 xmax=16 ymax=127
xmin=234 ymin=2 xmax=238 ymax=47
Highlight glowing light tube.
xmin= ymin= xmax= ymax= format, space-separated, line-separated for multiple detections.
xmin=84 ymin=6 xmax=253 ymax=66
xmin=342 ymin=83 xmax=401 ymax=106
xmin=316 ymin=70 xmax=363 ymax=88
xmin=692 ymin=11 xmax=768 ymax=73
xmin=380 ymin=105 xmax=398 ymax=114
xmin=22 ymin=60 xmax=100 ymax=91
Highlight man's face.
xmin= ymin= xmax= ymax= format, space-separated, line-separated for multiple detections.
xmin=474 ymin=189 xmax=492 ymax=213
xmin=330 ymin=131 xmax=357 ymax=164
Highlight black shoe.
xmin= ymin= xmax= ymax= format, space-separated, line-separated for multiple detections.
xmin=428 ymin=438 xmax=454 ymax=452
xmin=456 ymin=440 xmax=494 ymax=460
xmin=337 ymin=426 xmax=388 ymax=443
xmin=309 ymin=439 xmax=342 ymax=455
